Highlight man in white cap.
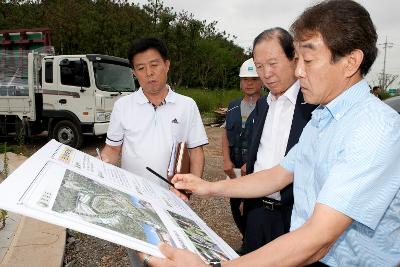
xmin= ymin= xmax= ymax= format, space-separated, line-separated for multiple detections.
xmin=222 ymin=58 xmax=263 ymax=252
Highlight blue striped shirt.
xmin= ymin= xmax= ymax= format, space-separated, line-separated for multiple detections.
xmin=281 ymin=79 xmax=400 ymax=266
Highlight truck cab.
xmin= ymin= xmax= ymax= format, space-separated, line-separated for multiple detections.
xmin=0 ymin=52 xmax=137 ymax=148
xmin=40 ymin=54 xmax=136 ymax=147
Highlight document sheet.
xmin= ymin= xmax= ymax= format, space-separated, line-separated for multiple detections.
xmin=0 ymin=140 xmax=238 ymax=262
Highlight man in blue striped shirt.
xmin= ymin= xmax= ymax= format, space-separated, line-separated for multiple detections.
xmin=148 ymin=1 xmax=400 ymax=266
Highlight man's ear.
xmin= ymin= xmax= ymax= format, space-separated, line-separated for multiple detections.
xmin=165 ymin=59 xmax=170 ymax=72
xmin=344 ymin=49 xmax=364 ymax=78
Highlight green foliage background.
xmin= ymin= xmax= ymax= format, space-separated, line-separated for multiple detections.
xmin=0 ymin=0 xmax=249 ymax=89
xmin=176 ymin=88 xmax=243 ymax=114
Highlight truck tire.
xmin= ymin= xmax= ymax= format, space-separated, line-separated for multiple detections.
xmin=52 ymin=120 xmax=83 ymax=148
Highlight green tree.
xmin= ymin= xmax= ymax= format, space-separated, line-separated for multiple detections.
xmin=0 ymin=0 xmax=246 ymax=89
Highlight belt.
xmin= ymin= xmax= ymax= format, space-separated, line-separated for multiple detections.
xmin=261 ymin=197 xmax=283 ymax=211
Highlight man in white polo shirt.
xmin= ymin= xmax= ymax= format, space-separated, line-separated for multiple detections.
xmin=101 ymin=37 xmax=208 ymax=267
xmin=101 ymin=37 xmax=208 ymax=188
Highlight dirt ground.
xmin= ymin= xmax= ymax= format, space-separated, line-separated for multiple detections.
xmin=17 ymin=126 xmax=241 ymax=267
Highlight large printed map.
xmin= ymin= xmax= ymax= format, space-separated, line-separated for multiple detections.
xmin=0 ymin=140 xmax=238 ymax=261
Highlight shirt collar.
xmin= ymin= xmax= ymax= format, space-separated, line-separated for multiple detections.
xmin=267 ymin=80 xmax=300 ymax=105
xmin=164 ymin=86 xmax=176 ymax=103
xmin=136 ymin=85 xmax=176 ymax=105
xmin=323 ymin=79 xmax=370 ymax=121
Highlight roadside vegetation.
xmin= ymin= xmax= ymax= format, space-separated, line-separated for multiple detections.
xmin=0 ymin=143 xmax=9 ymax=230
xmin=378 ymin=91 xmax=393 ymax=100
xmin=176 ymin=88 xmax=243 ymax=113
xmin=0 ymin=129 xmax=28 ymax=230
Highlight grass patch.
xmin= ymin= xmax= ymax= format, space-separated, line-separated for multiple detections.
xmin=0 ymin=142 xmax=20 ymax=154
xmin=379 ymin=91 xmax=395 ymax=100
xmin=0 ymin=209 xmax=6 ymax=230
xmin=175 ymin=88 xmax=243 ymax=114
xmin=0 ymin=143 xmax=9 ymax=230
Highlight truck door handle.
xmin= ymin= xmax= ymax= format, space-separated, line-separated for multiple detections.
xmin=110 ymin=93 xmax=119 ymax=96
xmin=59 ymin=99 xmax=67 ymax=104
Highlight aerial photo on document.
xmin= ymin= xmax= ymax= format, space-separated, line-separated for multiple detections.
xmin=168 ymin=211 xmax=229 ymax=262
xmin=52 ymin=169 xmax=175 ymax=246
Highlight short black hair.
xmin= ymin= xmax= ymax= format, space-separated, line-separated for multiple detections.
xmin=253 ymin=27 xmax=295 ymax=60
xmin=290 ymin=0 xmax=377 ymax=76
xmin=127 ymin=37 xmax=169 ymax=67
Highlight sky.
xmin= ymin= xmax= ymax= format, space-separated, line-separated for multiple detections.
xmin=134 ymin=0 xmax=400 ymax=88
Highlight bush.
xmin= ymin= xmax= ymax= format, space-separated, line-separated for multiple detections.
xmin=0 ymin=143 xmax=18 ymax=154
xmin=175 ymin=88 xmax=243 ymax=114
xmin=379 ymin=91 xmax=393 ymax=100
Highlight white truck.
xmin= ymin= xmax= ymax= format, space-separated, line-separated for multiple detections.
xmin=0 ymin=50 xmax=137 ymax=147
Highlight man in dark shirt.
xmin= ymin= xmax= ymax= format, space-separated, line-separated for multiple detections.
xmin=222 ymin=58 xmax=263 ymax=250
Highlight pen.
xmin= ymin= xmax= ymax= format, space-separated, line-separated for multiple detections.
xmin=146 ymin=167 xmax=191 ymax=198
xmin=96 ymin=147 xmax=102 ymax=160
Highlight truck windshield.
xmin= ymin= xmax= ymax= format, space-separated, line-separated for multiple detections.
xmin=94 ymin=62 xmax=135 ymax=92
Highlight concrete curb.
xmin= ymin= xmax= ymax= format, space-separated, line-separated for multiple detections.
xmin=0 ymin=217 xmax=66 ymax=267
xmin=0 ymin=213 xmax=21 ymax=263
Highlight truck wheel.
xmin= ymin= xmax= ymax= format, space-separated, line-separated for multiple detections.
xmin=52 ymin=120 xmax=83 ymax=148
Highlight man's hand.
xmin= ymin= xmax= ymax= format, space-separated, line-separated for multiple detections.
xmin=222 ymin=130 xmax=236 ymax=178
xmin=171 ymin=173 xmax=213 ymax=199
xmin=100 ymin=144 xmax=121 ymax=165
xmin=223 ymin=159 xmax=236 ymax=178
xmin=149 ymin=243 xmax=207 ymax=267
xmin=169 ymin=186 xmax=191 ymax=201
xmin=136 ymin=251 xmax=147 ymax=262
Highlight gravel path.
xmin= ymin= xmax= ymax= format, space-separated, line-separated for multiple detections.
xmin=63 ymin=126 xmax=242 ymax=267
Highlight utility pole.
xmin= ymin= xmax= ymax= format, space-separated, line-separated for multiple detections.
xmin=379 ymin=36 xmax=394 ymax=90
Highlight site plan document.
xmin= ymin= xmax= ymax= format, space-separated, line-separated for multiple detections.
xmin=0 ymin=140 xmax=238 ymax=262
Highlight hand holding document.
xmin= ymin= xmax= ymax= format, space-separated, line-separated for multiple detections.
xmin=146 ymin=167 xmax=191 ymax=199
xmin=150 ymin=242 xmax=207 ymax=267
xmin=0 ymin=140 xmax=238 ymax=263
xmin=172 ymin=173 xmax=214 ymax=200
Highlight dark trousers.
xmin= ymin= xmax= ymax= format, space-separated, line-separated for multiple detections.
xmin=230 ymin=198 xmax=245 ymax=235
xmin=243 ymin=202 xmax=292 ymax=254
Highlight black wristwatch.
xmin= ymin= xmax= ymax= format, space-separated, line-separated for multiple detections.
xmin=209 ymin=258 xmax=221 ymax=267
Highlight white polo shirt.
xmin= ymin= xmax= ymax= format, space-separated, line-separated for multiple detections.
xmin=106 ymin=87 xmax=208 ymax=188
